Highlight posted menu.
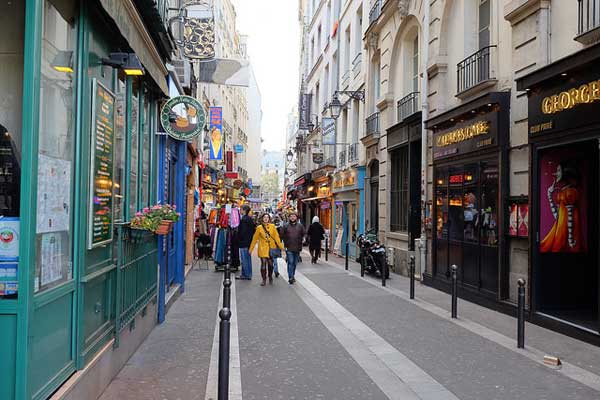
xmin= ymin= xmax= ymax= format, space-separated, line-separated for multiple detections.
xmin=88 ymin=79 xmax=115 ymax=249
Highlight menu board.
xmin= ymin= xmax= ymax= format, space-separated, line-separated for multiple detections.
xmin=88 ymin=79 xmax=115 ymax=249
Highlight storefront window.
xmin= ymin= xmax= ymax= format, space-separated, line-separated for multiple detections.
xmin=114 ymin=77 xmax=126 ymax=222
xmin=141 ymin=94 xmax=150 ymax=207
xmin=0 ymin=1 xmax=24 ymax=298
xmin=129 ymin=90 xmax=139 ymax=217
xmin=390 ymin=146 xmax=409 ymax=231
xmin=35 ymin=0 xmax=77 ymax=293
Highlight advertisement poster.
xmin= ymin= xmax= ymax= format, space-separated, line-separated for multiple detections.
xmin=539 ymin=147 xmax=588 ymax=253
xmin=509 ymin=203 xmax=518 ymax=236
xmin=209 ymin=107 xmax=223 ymax=160
xmin=88 ymin=79 xmax=115 ymax=249
xmin=40 ymin=232 xmax=64 ymax=287
xmin=0 ymin=262 xmax=18 ymax=296
xmin=37 ymin=154 xmax=71 ymax=234
xmin=0 ymin=217 xmax=19 ymax=261
xmin=518 ymin=204 xmax=529 ymax=237
xmin=322 ymin=117 xmax=336 ymax=145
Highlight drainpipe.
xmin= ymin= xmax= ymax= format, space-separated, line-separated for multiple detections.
xmin=418 ymin=0 xmax=430 ymax=279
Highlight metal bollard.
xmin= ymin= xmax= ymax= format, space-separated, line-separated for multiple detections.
xmin=217 ymin=307 xmax=231 ymax=400
xmin=345 ymin=242 xmax=349 ymax=271
xmin=381 ymin=260 xmax=387 ymax=287
xmin=410 ymin=255 xmax=415 ymax=299
xmin=451 ymin=264 xmax=458 ymax=318
xmin=223 ymin=265 xmax=231 ymax=309
xmin=517 ymin=279 xmax=526 ymax=349
xmin=325 ymin=237 xmax=329 ymax=261
xmin=360 ymin=252 xmax=365 ymax=277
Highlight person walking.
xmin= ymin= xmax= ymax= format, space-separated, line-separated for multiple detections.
xmin=236 ymin=205 xmax=255 ymax=280
xmin=307 ymin=216 xmax=325 ymax=264
xmin=249 ymin=213 xmax=284 ymax=286
xmin=281 ymin=211 xmax=305 ymax=284
xmin=272 ymin=216 xmax=284 ymax=277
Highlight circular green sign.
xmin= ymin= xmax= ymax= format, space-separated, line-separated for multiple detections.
xmin=160 ymin=95 xmax=206 ymax=141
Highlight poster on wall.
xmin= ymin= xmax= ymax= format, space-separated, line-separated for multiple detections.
xmin=539 ymin=148 xmax=588 ymax=253
xmin=40 ymin=232 xmax=64 ymax=287
xmin=37 ymin=154 xmax=71 ymax=233
xmin=88 ymin=79 xmax=115 ymax=249
xmin=209 ymin=107 xmax=223 ymax=160
xmin=0 ymin=217 xmax=19 ymax=261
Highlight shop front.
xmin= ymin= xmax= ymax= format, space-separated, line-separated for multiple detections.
xmin=332 ymin=167 xmax=365 ymax=259
xmin=293 ymin=173 xmax=312 ymax=227
xmin=0 ymin=1 xmax=169 ymax=398
xmin=301 ymin=167 xmax=334 ymax=233
xmin=517 ymin=42 xmax=600 ymax=337
xmin=425 ymin=92 xmax=510 ymax=302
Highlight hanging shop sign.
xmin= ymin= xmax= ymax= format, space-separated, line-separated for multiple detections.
xmin=299 ymin=93 xmax=312 ymax=130
xmin=225 ymin=172 xmax=238 ymax=179
xmin=160 ymin=95 xmax=206 ymax=141
xmin=171 ymin=16 xmax=216 ymax=60
xmin=322 ymin=117 xmax=336 ymax=145
xmin=233 ymin=179 xmax=243 ymax=189
xmin=234 ymin=144 xmax=244 ymax=153
xmin=527 ymin=70 xmax=600 ymax=137
xmin=225 ymin=150 xmax=234 ymax=172
xmin=88 ymin=79 xmax=116 ymax=249
xmin=209 ymin=107 xmax=223 ymax=160
xmin=312 ymin=148 xmax=324 ymax=164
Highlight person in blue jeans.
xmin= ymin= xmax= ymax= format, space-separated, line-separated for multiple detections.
xmin=272 ymin=216 xmax=284 ymax=277
xmin=281 ymin=212 xmax=306 ymax=284
xmin=236 ymin=205 xmax=255 ymax=280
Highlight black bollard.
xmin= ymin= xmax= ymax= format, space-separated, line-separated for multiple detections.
xmin=345 ymin=242 xmax=349 ymax=271
xmin=517 ymin=278 xmax=526 ymax=349
xmin=410 ymin=255 xmax=415 ymax=299
xmin=360 ymin=251 xmax=365 ymax=277
xmin=223 ymin=264 xmax=231 ymax=309
xmin=381 ymin=260 xmax=387 ymax=287
xmin=325 ymin=237 xmax=329 ymax=261
xmin=217 ymin=307 xmax=231 ymax=400
xmin=451 ymin=264 xmax=458 ymax=318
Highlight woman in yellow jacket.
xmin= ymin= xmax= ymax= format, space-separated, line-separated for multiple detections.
xmin=249 ymin=213 xmax=284 ymax=286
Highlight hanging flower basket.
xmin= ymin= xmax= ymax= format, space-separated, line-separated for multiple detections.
xmin=130 ymin=204 xmax=180 ymax=235
xmin=155 ymin=220 xmax=174 ymax=235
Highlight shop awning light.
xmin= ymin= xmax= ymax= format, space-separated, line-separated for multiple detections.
xmin=102 ymin=53 xmax=145 ymax=76
xmin=51 ymin=51 xmax=74 ymax=73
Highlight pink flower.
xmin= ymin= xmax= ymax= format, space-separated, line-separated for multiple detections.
xmin=136 ymin=212 xmax=143 ymax=217
xmin=143 ymin=207 xmax=149 ymax=213
xmin=176 ymin=212 xmax=181 ymax=217
xmin=172 ymin=205 xmax=177 ymax=209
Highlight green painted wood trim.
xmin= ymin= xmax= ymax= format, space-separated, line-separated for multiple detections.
xmin=32 ymin=281 xmax=75 ymax=309
xmin=125 ymin=78 xmax=133 ymax=222
xmin=137 ymin=89 xmax=144 ymax=210
xmin=74 ymin=0 xmax=90 ymax=371
xmin=0 ymin=300 xmax=18 ymax=314
xmin=81 ymin=264 xmax=117 ymax=283
xmin=149 ymin=101 xmax=157 ymax=204
xmin=31 ymin=361 xmax=75 ymax=400
xmin=16 ymin=0 xmax=43 ymax=398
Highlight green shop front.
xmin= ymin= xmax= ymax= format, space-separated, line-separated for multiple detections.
xmin=0 ymin=1 xmax=169 ymax=398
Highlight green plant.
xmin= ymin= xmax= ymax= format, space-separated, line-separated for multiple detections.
xmin=130 ymin=204 xmax=180 ymax=233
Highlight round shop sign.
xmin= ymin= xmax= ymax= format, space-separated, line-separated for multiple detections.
xmin=160 ymin=95 xmax=206 ymax=141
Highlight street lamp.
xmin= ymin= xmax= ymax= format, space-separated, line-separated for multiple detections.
xmin=328 ymin=90 xmax=365 ymax=120
xmin=329 ymin=93 xmax=343 ymax=120
xmin=287 ymin=150 xmax=294 ymax=162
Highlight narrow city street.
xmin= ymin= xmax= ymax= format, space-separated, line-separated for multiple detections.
xmin=99 ymin=253 xmax=600 ymax=400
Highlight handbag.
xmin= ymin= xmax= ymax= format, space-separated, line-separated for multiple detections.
xmin=262 ymin=225 xmax=282 ymax=259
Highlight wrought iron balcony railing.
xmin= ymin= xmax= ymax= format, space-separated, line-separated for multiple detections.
xmin=341 ymin=69 xmax=351 ymax=88
xmin=365 ymin=112 xmax=380 ymax=136
xmin=348 ymin=143 xmax=359 ymax=163
xmin=352 ymin=52 xmax=362 ymax=76
xmin=456 ymin=45 xmax=496 ymax=94
xmin=369 ymin=0 xmax=382 ymax=26
xmin=397 ymin=92 xmax=420 ymax=122
xmin=338 ymin=150 xmax=346 ymax=167
xmin=578 ymin=0 xmax=600 ymax=43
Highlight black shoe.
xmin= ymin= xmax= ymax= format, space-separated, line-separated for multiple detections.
xmin=288 ymin=279 xmax=293 ymax=284
xmin=275 ymin=272 xmax=280 ymax=278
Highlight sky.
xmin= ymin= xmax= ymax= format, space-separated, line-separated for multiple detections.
xmin=232 ymin=0 xmax=300 ymax=152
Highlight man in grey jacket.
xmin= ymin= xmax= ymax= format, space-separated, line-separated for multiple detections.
xmin=281 ymin=212 xmax=306 ymax=284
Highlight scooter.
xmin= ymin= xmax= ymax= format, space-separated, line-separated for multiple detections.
xmin=357 ymin=229 xmax=389 ymax=278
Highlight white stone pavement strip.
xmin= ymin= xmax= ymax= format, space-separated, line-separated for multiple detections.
xmin=205 ymin=275 xmax=243 ymax=400
xmin=314 ymin=253 xmax=600 ymax=394
xmin=285 ymin=266 xmax=460 ymax=400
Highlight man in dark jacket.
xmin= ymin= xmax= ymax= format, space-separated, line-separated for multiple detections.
xmin=281 ymin=212 xmax=306 ymax=284
xmin=236 ymin=205 xmax=256 ymax=280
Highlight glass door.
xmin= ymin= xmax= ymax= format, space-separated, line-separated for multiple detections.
xmin=434 ymin=168 xmax=448 ymax=277
xmin=461 ymin=163 xmax=479 ymax=288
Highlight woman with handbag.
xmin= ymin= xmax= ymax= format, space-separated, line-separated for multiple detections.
xmin=249 ymin=213 xmax=284 ymax=286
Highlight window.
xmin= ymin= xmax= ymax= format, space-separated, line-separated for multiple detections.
xmin=412 ymin=35 xmax=419 ymax=92
xmin=478 ymin=0 xmax=490 ymax=49
xmin=344 ymin=27 xmax=351 ymax=72
xmin=355 ymin=9 xmax=362 ymax=55
xmin=141 ymin=95 xmax=150 ymax=208
xmin=114 ymin=77 xmax=126 ymax=222
xmin=323 ymin=65 xmax=329 ymax=105
xmin=390 ymin=147 xmax=409 ymax=232
xmin=35 ymin=0 xmax=77 ymax=293
xmin=372 ymin=58 xmax=380 ymax=110
xmin=129 ymin=86 xmax=139 ymax=217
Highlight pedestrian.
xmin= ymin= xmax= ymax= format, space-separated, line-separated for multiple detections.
xmin=236 ymin=205 xmax=255 ymax=280
xmin=249 ymin=213 xmax=284 ymax=286
xmin=272 ymin=216 xmax=284 ymax=277
xmin=307 ymin=216 xmax=325 ymax=264
xmin=281 ymin=211 xmax=305 ymax=284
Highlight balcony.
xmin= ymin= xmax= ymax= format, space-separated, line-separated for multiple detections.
xmin=352 ymin=52 xmax=362 ymax=78
xmin=365 ymin=112 xmax=380 ymax=137
xmin=320 ymin=156 xmax=336 ymax=168
xmin=456 ymin=45 xmax=496 ymax=95
xmin=576 ymin=0 xmax=600 ymax=44
xmin=348 ymin=143 xmax=359 ymax=163
xmin=397 ymin=92 xmax=420 ymax=122
xmin=369 ymin=0 xmax=382 ymax=26
xmin=338 ymin=150 xmax=346 ymax=167
xmin=341 ymin=69 xmax=351 ymax=88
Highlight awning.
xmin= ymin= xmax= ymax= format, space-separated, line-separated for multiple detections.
xmin=99 ymin=0 xmax=169 ymax=95
xmin=301 ymin=196 xmax=329 ymax=202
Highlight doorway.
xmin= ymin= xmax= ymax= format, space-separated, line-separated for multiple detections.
xmin=535 ymin=140 xmax=599 ymax=332
xmin=369 ymin=161 xmax=379 ymax=231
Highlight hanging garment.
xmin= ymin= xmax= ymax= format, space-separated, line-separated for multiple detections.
xmin=208 ymin=209 xmax=218 ymax=225
xmin=230 ymin=208 xmax=241 ymax=228
xmin=219 ymin=207 xmax=229 ymax=227
xmin=214 ymin=228 xmax=227 ymax=264
xmin=230 ymin=228 xmax=240 ymax=267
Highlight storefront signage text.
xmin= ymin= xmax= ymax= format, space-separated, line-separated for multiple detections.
xmin=541 ymin=79 xmax=600 ymax=115
xmin=435 ymin=121 xmax=490 ymax=147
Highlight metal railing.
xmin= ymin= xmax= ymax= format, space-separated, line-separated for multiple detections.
xmin=341 ymin=69 xmax=351 ymax=88
xmin=365 ymin=112 xmax=380 ymax=136
xmin=578 ymin=0 xmax=600 ymax=36
xmin=456 ymin=45 xmax=496 ymax=93
xmin=397 ymin=92 xmax=420 ymax=122
xmin=352 ymin=52 xmax=362 ymax=76
xmin=339 ymin=150 xmax=346 ymax=167
xmin=369 ymin=0 xmax=382 ymax=26
xmin=322 ymin=156 xmax=336 ymax=167
xmin=348 ymin=143 xmax=359 ymax=163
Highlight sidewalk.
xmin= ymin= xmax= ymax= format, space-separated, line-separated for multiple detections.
xmin=316 ymin=250 xmax=600 ymax=378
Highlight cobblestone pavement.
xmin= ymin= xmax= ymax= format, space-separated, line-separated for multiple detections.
xmin=100 ymin=253 xmax=600 ymax=400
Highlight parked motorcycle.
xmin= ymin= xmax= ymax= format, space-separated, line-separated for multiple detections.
xmin=357 ymin=229 xmax=389 ymax=278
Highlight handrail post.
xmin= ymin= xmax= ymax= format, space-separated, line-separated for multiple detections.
xmin=217 ymin=307 xmax=231 ymax=400
xmin=451 ymin=264 xmax=458 ymax=318
xmin=409 ymin=255 xmax=415 ymax=299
